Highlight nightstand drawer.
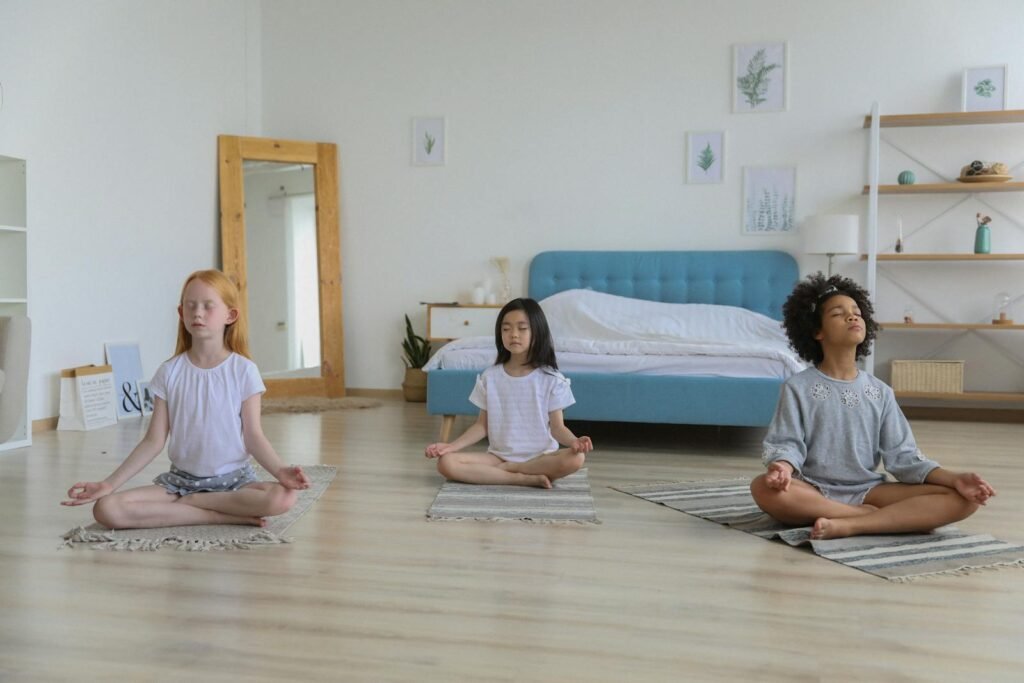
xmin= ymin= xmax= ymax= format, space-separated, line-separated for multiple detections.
xmin=428 ymin=305 xmax=501 ymax=341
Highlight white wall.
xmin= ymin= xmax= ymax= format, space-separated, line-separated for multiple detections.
xmin=0 ymin=0 xmax=256 ymax=420
xmin=259 ymin=0 xmax=1024 ymax=394
xmin=4 ymin=0 xmax=1024 ymax=420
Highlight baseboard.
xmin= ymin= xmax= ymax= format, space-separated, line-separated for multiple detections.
xmin=347 ymin=387 xmax=403 ymax=400
xmin=902 ymin=406 xmax=1024 ymax=423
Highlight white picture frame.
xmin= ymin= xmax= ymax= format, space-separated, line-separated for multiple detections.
xmin=742 ymin=166 xmax=796 ymax=234
xmin=962 ymin=65 xmax=1008 ymax=112
xmin=686 ymin=131 xmax=725 ymax=184
xmin=412 ymin=117 xmax=446 ymax=166
xmin=733 ymin=42 xmax=787 ymax=113
xmin=104 ymin=342 xmax=143 ymax=419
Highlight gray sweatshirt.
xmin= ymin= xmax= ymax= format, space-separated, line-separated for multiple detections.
xmin=762 ymin=367 xmax=940 ymax=500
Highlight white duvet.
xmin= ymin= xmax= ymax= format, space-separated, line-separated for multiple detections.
xmin=423 ymin=289 xmax=807 ymax=377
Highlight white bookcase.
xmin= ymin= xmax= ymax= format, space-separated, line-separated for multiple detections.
xmin=863 ymin=105 xmax=1024 ymax=405
xmin=0 ymin=154 xmax=29 ymax=451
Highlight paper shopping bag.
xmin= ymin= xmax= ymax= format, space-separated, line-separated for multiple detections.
xmin=57 ymin=365 xmax=117 ymax=431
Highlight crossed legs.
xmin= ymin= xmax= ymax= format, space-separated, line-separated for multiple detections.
xmin=436 ymin=449 xmax=585 ymax=488
xmin=750 ymin=475 xmax=979 ymax=539
xmin=92 ymin=482 xmax=298 ymax=530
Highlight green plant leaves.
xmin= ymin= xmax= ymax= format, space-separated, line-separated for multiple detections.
xmin=402 ymin=315 xmax=431 ymax=368
xmin=737 ymin=48 xmax=780 ymax=108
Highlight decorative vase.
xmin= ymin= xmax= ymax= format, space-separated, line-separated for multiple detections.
xmin=897 ymin=170 xmax=916 ymax=185
xmin=974 ymin=224 xmax=991 ymax=254
xmin=402 ymin=367 xmax=427 ymax=402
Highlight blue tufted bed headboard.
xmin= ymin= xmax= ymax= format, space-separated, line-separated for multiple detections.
xmin=528 ymin=250 xmax=798 ymax=320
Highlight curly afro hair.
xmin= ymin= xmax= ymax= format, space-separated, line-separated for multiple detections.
xmin=782 ymin=272 xmax=879 ymax=365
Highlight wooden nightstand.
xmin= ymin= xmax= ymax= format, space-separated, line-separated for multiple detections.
xmin=426 ymin=303 xmax=502 ymax=342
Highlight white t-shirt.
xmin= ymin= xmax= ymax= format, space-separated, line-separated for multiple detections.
xmin=149 ymin=352 xmax=265 ymax=477
xmin=469 ymin=364 xmax=575 ymax=462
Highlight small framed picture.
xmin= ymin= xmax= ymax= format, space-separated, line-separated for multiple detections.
xmin=104 ymin=342 xmax=144 ymax=419
xmin=412 ymin=117 xmax=446 ymax=165
xmin=733 ymin=42 xmax=787 ymax=113
xmin=686 ymin=131 xmax=725 ymax=184
xmin=138 ymin=380 xmax=155 ymax=416
xmin=962 ymin=65 xmax=1008 ymax=112
xmin=742 ymin=166 xmax=796 ymax=234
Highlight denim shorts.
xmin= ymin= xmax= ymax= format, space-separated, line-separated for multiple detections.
xmin=153 ymin=464 xmax=258 ymax=496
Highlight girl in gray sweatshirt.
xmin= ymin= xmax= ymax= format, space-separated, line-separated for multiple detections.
xmin=751 ymin=273 xmax=995 ymax=539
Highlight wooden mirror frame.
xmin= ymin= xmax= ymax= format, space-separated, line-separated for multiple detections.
xmin=218 ymin=135 xmax=345 ymax=398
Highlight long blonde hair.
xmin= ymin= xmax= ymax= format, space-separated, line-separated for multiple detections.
xmin=174 ymin=269 xmax=252 ymax=359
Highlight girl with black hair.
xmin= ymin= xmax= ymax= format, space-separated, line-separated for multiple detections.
xmin=425 ymin=298 xmax=593 ymax=488
xmin=750 ymin=273 xmax=995 ymax=539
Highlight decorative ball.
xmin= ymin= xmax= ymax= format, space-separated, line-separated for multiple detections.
xmin=970 ymin=160 xmax=985 ymax=172
xmin=991 ymin=162 xmax=1009 ymax=175
xmin=897 ymin=171 xmax=916 ymax=185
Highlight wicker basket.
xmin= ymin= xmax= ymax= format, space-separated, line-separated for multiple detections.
xmin=890 ymin=360 xmax=964 ymax=394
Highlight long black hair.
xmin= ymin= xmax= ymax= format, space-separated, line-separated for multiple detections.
xmin=782 ymin=272 xmax=879 ymax=365
xmin=494 ymin=298 xmax=558 ymax=369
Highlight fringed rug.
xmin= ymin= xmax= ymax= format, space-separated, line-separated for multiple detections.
xmin=427 ymin=468 xmax=599 ymax=524
xmin=262 ymin=396 xmax=381 ymax=414
xmin=612 ymin=478 xmax=1024 ymax=581
xmin=61 ymin=465 xmax=337 ymax=551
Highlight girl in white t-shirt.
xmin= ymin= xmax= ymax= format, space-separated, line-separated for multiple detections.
xmin=62 ymin=269 xmax=310 ymax=529
xmin=425 ymin=298 xmax=593 ymax=488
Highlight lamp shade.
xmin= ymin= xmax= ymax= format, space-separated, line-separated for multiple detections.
xmin=803 ymin=214 xmax=860 ymax=255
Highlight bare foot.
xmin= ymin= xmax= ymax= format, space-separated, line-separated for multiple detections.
xmin=811 ymin=517 xmax=853 ymax=540
xmin=526 ymin=475 xmax=552 ymax=489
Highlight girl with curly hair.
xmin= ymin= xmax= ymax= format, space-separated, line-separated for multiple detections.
xmin=750 ymin=273 xmax=995 ymax=539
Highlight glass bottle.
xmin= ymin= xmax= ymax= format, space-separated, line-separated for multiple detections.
xmin=894 ymin=215 xmax=904 ymax=253
xmin=992 ymin=292 xmax=1013 ymax=324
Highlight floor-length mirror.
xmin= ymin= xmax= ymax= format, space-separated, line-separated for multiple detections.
xmin=218 ymin=135 xmax=344 ymax=397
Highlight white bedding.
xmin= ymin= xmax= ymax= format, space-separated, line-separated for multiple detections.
xmin=423 ymin=290 xmax=807 ymax=379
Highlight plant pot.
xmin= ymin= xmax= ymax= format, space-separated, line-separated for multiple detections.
xmin=402 ymin=367 xmax=427 ymax=402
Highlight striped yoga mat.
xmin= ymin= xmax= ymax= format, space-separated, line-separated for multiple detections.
xmin=613 ymin=478 xmax=1024 ymax=581
xmin=427 ymin=468 xmax=599 ymax=523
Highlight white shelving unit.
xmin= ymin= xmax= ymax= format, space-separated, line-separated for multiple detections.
xmin=0 ymin=154 xmax=30 ymax=451
xmin=863 ymin=105 xmax=1024 ymax=404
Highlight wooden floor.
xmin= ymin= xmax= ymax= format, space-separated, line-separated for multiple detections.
xmin=1 ymin=400 xmax=1022 ymax=682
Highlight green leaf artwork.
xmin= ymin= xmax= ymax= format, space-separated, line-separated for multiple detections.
xmin=697 ymin=143 xmax=715 ymax=173
xmin=424 ymin=132 xmax=436 ymax=154
xmin=974 ymin=79 xmax=996 ymax=98
xmin=737 ymin=48 xmax=780 ymax=108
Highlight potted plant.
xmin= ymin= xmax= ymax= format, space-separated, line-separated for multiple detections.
xmin=401 ymin=314 xmax=431 ymax=402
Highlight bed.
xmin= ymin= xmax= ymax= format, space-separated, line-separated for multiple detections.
xmin=425 ymin=250 xmax=800 ymax=439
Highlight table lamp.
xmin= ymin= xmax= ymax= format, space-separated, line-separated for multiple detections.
xmin=803 ymin=214 xmax=859 ymax=277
